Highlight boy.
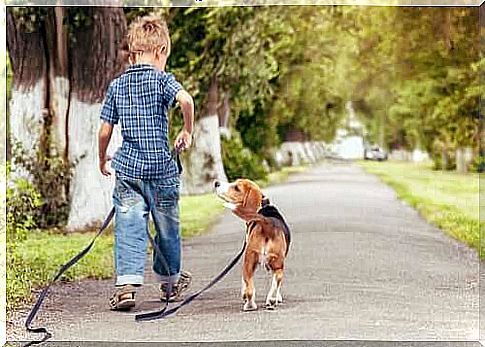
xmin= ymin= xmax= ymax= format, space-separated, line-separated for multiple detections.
xmin=98 ymin=15 xmax=194 ymax=310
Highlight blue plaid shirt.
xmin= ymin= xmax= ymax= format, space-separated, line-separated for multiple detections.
xmin=100 ymin=64 xmax=183 ymax=180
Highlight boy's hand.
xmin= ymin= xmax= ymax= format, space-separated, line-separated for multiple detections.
xmin=174 ymin=129 xmax=192 ymax=152
xmin=98 ymin=121 xmax=114 ymax=177
xmin=175 ymin=90 xmax=194 ymax=152
xmin=99 ymin=156 xmax=112 ymax=176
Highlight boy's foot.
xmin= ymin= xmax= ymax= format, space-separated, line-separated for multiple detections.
xmin=160 ymin=270 xmax=192 ymax=302
xmin=109 ymin=284 xmax=137 ymax=311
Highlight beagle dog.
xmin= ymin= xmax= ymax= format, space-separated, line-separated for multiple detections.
xmin=214 ymin=179 xmax=291 ymax=311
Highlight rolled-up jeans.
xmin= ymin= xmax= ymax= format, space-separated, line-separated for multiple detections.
xmin=113 ymin=174 xmax=181 ymax=286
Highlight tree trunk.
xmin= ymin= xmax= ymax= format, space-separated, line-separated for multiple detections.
xmin=456 ymin=147 xmax=465 ymax=173
xmin=180 ymin=75 xmax=227 ymax=195
xmin=7 ymin=9 xmax=48 ymax=158
xmin=8 ymin=8 xmax=70 ymax=159
xmin=218 ymin=92 xmax=230 ymax=129
xmin=441 ymin=148 xmax=449 ymax=171
xmin=378 ymin=111 xmax=385 ymax=149
xmin=7 ymin=7 xmax=127 ymax=230
xmin=281 ymin=127 xmax=310 ymax=166
xmin=43 ymin=7 xmax=70 ymax=157
xmin=66 ymin=7 xmax=126 ymax=230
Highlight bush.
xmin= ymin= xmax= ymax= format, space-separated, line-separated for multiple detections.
xmin=430 ymin=150 xmax=456 ymax=171
xmin=11 ymin=141 xmax=74 ymax=228
xmin=221 ymin=131 xmax=268 ymax=182
xmin=470 ymin=153 xmax=485 ymax=173
xmin=6 ymin=162 xmax=43 ymax=244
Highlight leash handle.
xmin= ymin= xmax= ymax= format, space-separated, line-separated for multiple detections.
xmin=23 ymin=207 xmax=116 ymax=347
xmin=171 ymin=145 xmax=184 ymax=175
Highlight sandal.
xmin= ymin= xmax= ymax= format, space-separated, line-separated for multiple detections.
xmin=160 ymin=270 xmax=192 ymax=302
xmin=109 ymin=284 xmax=137 ymax=311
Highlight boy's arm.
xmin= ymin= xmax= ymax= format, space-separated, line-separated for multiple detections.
xmin=98 ymin=121 xmax=114 ymax=176
xmin=174 ymin=89 xmax=194 ymax=151
xmin=98 ymin=82 xmax=118 ymax=176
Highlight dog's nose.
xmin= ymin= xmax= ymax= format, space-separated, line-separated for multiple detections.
xmin=214 ymin=181 xmax=220 ymax=188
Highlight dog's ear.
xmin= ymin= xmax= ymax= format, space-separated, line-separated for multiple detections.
xmin=242 ymin=187 xmax=262 ymax=209
xmin=233 ymin=205 xmax=264 ymax=223
xmin=232 ymin=205 xmax=254 ymax=221
xmin=261 ymin=195 xmax=270 ymax=207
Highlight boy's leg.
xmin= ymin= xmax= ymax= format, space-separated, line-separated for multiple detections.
xmin=150 ymin=177 xmax=181 ymax=283
xmin=113 ymin=176 xmax=149 ymax=287
xmin=149 ymin=177 xmax=191 ymax=301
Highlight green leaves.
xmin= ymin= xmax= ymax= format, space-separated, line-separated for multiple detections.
xmin=345 ymin=7 xmax=479 ymax=168
xmin=129 ymin=7 xmax=479 ymax=169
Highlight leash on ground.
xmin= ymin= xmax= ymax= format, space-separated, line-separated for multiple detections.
xmin=22 ymin=148 xmax=245 ymax=346
xmin=135 ymin=239 xmax=246 ymax=321
xmin=23 ymin=207 xmax=116 ymax=347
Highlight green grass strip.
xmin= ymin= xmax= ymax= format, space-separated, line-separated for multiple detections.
xmin=359 ymin=160 xmax=481 ymax=257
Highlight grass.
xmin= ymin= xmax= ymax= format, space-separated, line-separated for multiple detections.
xmin=179 ymin=194 xmax=224 ymax=238
xmin=6 ymin=193 xmax=223 ymax=313
xmin=7 ymin=231 xmax=115 ymax=312
xmin=6 ymin=164 xmax=309 ymax=314
xmin=359 ymin=160 xmax=480 ymax=256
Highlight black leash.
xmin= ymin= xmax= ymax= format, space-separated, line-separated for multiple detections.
xmin=23 ymin=146 xmax=245 ymax=343
xmin=23 ymin=207 xmax=116 ymax=347
xmin=171 ymin=147 xmax=183 ymax=175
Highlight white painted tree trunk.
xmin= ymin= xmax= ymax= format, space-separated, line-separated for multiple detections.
xmin=66 ymin=100 xmax=122 ymax=230
xmin=275 ymin=141 xmax=327 ymax=167
xmin=8 ymin=6 xmax=127 ymax=231
xmin=180 ymin=114 xmax=227 ymax=195
xmin=51 ymin=77 xmax=69 ymax=155
xmin=9 ymin=84 xmax=45 ymax=156
xmin=8 ymin=82 xmax=119 ymax=231
xmin=456 ymin=147 xmax=473 ymax=174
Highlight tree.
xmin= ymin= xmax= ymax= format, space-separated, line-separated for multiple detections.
xmin=347 ymin=7 xmax=480 ymax=170
xmin=7 ymin=7 xmax=127 ymax=229
xmin=266 ymin=7 xmax=351 ymax=145
xmin=165 ymin=7 xmax=281 ymax=193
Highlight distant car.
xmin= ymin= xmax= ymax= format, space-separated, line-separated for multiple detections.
xmin=364 ymin=146 xmax=388 ymax=161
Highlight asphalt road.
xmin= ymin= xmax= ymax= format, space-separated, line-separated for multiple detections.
xmin=8 ymin=161 xmax=479 ymax=345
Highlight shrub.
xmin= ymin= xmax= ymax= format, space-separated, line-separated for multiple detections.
xmin=11 ymin=141 xmax=74 ymax=228
xmin=470 ymin=153 xmax=485 ymax=173
xmin=221 ymin=131 xmax=268 ymax=182
xmin=6 ymin=162 xmax=43 ymax=244
xmin=430 ymin=150 xmax=456 ymax=171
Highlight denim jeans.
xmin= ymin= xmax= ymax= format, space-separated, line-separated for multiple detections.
xmin=113 ymin=174 xmax=181 ymax=286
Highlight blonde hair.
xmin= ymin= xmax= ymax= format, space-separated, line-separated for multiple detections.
xmin=127 ymin=15 xmax=170 ymax=59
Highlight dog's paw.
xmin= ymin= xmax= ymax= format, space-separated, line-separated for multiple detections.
xmin=223 ymin=202 xmax=237 ymax=210
xmin=264 ymin=302 xmax=276 ymax=310
xmin=265 ymin=298 xmax=277 ymax=309
xmin=276 ymin=293 xmax=283 ymax=304
xmin=243 ymin=300 xmax=257 ymax=311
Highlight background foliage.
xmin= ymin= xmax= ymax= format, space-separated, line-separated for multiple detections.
xmin=5 ymin=5 xmax=480 ymax=314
